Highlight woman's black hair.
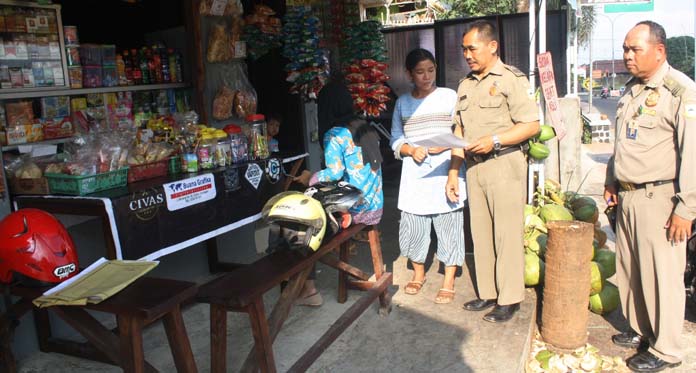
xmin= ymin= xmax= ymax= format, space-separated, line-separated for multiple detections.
xmin=405 ymin=48 xmax=436 ymax=71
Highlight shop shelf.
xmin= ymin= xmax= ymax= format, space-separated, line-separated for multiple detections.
xmin=0 ymin=136 xmax=74 ymax=151
xmin=0 ymin=82 xmax=189 ymax=99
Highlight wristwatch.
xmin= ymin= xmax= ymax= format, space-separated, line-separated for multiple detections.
xmin=492 ymin=135 xmax=502 ymax=151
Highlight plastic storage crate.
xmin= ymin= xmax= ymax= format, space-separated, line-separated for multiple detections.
xmin=128 ymin=159 xmax=168 ymax=183
xmin=45 ymin=168 xmax=128 ymax=195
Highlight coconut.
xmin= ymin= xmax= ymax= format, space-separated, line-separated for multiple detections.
xmin=594 ymin=249 xmax=616 ymax=278
xmin=574 ymin=204 xmax=599 ymax=223
xmin=525 ymin=252 xmax=545 ymax=286
xmin=525 ymin=214 xmax=548 ymax=234
xmin=590 ymin=261 xmax=604 ymax=296
xmin=525 ymin=231 xmax=548 ymax=258
xmin=594 ymin=228 xmax=608 ymax=247
xmin=537 ymin=124 xmax=557 ymax=141
xmin=529 ymin=141 xmax=550 ymax=160
xmin=589 ymin=282 xmax=620 ymax=314
xmin=539 ymin=203 xmax=573 ymax=223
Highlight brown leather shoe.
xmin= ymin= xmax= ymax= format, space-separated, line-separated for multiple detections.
xmin=463 ymin=298 xmax=496 ymax=311
xmin=483 ymin=303 xmax=520 ymax=323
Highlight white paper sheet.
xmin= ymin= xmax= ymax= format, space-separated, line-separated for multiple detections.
xmin=410 ymin=133 xmax=469 ymax=148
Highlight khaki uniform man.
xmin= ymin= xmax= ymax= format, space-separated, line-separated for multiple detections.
xmin=604 ymin=21 xmax=696 ymax=372
xmin=446 ymin=20 xmax=539 ymax=323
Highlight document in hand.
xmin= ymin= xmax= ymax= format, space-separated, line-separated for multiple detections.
xmin=32 ymin=258 xmax=159 ymax=308
xmin=410 ymin=133 xmax=469 ymax=149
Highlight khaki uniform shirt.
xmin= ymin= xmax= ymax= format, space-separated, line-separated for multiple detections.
xmin=606 ymin=62 xmax=696 ymax=220
xmin=454 ymin=59 xmax=538 ymax=143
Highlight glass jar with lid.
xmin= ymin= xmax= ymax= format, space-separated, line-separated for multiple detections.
xmin=224 ymin=124 xmax=248 ymax=164
xmin=198 ymin=133 xmax=216 ymax=170
xmin=245 ymin=114 xmax=269 ymax=160
xmin=214 ymin=129 xmax=230 ymax=167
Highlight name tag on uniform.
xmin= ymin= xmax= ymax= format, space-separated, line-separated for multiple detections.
xmin=626 ymin=119 xmax=638 ymax=140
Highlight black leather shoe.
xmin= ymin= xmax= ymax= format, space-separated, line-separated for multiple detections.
xmin=612 ymin=330 xmax=645 ymax=349
xmin=463 ymin=298 xmax=496 ymax=311
xmin=627 ymin=351 xmax=681 ymax=372
xmin=483 ymin=303 xmax=520 ymax=323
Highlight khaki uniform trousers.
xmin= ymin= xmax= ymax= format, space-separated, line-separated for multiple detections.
xmin=466 ymin=150 xmax=526 ymax=305
xmin=616 ymin=182 xmax=685 ymax=363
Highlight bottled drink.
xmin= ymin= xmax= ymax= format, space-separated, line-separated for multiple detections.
xmin=138 ymin=49 xmax=150 ymax=84
xmin=160 ymin=47 xmax=170 ymax=83
xmin=129 ymin=48 xmax=142 ymax=84
xmin=145 ymin=48 xmax=157 ymax=84
xmin=174 ymin=51 xmax=183 ymax=83
xmin=151 ymin=45 xmax=163 ymax=83
xmin=116 ymin=54 xmax=127 ymax=86
xmin=167 ymin=48 xmax=177 ymax=83
xmin=123 ymin=50 xmax=134 ymax=85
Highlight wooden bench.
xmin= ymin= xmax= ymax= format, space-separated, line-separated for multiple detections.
xmin=1 ymin=276 xmax=199 ymax=373
xmin=197 ymin=223 xmax=392 ymax=373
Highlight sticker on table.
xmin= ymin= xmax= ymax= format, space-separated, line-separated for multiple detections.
xmin=129 ymin=188 xmax=165 ymax=221
xmin=164 ymin=173 xmax=216 ymax=211
xmin=265 ymin=158 xmax=281 ymax=183
xmin=245 ymin=163 xmax=263 ymax=189
xmin=223 ymin=168 xmax=240 ymax=192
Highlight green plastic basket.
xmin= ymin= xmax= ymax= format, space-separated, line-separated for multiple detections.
xmin=45 ymin=167 xmax=129 ymax=195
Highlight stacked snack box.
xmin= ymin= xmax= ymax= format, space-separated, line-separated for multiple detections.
xmin=64 ymin=25 xmax=82 ymax=89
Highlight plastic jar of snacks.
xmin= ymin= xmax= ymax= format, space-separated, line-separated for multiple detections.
xmin=224 ymin=124 xmax=248 ymax=164
xmin=245 ymin=114 xmax=269 ymax=160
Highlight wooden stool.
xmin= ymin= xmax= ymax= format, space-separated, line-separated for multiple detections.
xmin=5 ymin=277 xmax=199 ymax=373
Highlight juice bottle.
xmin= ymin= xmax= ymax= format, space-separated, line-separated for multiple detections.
xmin=159 ymin=47 xmax=170 ymax=83
xmin=138 ymin=48 xmax=150 ymax=84
xmin=130 ymin=48 xmax=143 ymax=85
xmin=116 ymin=54 xmax=127 ymax=86
xmin=123 ymin=49 xmax=134 ymax=85
xmin=167 ymin=48 xmax=177 ymax=83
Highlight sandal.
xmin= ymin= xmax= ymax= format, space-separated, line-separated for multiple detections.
xmin=404 ymin=278 xmax=426 ymax=295
xmin=434 ymin=288 xmax=455 ymax=304
xmin=297 ymin=291 xmax=323 ymax=307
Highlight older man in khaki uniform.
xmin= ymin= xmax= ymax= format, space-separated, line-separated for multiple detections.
xmin=604 ymin=21 xmax=696 ymax=373
xmin=446 ymin=20 xmax=539 ymax=323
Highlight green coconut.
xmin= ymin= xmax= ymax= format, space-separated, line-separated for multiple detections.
xmin=524 ymin=204 xmax=537 ymax=219
xmin=537 ymin=124 xmax=556 ymax=142
xmin=529 ymin=141 xmax=550 ymax=160
xmin=568 ymin=195 xmax=597 ymax=211
xmin=539 ymin=203 xmax=573 ymax=223
xmin=594 ymin=228 xmax=608 ymax=248
xmin=590 ymin=261 xmax=604 ymax=296
xmin=544 ymin=179 xmax=561 ymax=195
xmin=524 ymin=252 xmax=545 ymax=286
xmin=589 ymin=283 xmax=620 ymax=315
xmin=594 ymin=249 xmax=616 ymax=279
xmin=525 ymin=214 xmax=548 ymax=234
xmin=574 ymin=204 xmax=600 ymax=223
xmin=525 ymin=231 xmax=548 ymax=258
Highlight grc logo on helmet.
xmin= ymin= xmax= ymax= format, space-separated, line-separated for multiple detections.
xmin=53 ymin=263 xmax=77 ymax=279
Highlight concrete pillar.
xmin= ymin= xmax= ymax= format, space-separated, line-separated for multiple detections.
xmin=545 ymin=97 xmax=582 ymax=192
xmin=301 ymin=101 xmax=322 ymax=172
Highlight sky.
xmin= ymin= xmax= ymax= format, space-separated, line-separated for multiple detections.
xmin=578 ymin=0 xmax=694 ymax=64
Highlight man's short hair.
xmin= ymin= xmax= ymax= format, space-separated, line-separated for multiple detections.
xmin=635 ymin=20 xmax=666 ymax=47
xmin=463 ymin=20 xmax=500 ymax=45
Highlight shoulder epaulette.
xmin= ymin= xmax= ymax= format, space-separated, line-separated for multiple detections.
xmin=663 ymin=74 xmax=686 ymax=97
xmin=504 ymin=64 xmax=526 ymax=77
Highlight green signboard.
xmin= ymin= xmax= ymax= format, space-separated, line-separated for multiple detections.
xmin=604 ymin=0 xmax=653 ymax=13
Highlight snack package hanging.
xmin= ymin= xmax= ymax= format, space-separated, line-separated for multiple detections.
xmin=207 ymin=23 xmax=233 ymax=63
xmin=341 ymin=21 xmax=391 ymax=117
xmin=282 ymin=6 xmax=328 ymax=100
xmin=242 ymin=4 xmax=282 ymax=60
xmin=211 ymin=63 xmax=257 ymax=120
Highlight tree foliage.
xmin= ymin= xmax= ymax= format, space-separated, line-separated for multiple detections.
xmin=666 ymin=35 xmax=695 ymax=80
xmin=440 ymin=0 xmax=517 ymax=18
xmin=439 ymin=0 xmax=563 ymax=20
xmin=577 ymin=6 xmax=596 ymax=48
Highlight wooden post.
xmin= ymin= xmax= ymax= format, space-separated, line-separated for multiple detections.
xmin=541 ymin=220 xmax=594 ymax=350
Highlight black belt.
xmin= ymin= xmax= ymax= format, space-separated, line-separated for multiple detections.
xmin=618 ymin=179 xmax=674 ymax=192
xmin=467 ymin=146 xmax=520 ymax=163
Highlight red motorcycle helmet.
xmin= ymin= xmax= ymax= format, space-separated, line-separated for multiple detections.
xmin=0 ymin=209 xmax=79 ymax=284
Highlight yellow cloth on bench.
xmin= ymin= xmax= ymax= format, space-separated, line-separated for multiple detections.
xmin=32 ymin=258 xmax=158 ymax=308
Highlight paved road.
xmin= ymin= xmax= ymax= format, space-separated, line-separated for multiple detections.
xmin=581 ymin=94 xmax=619 ymax=126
